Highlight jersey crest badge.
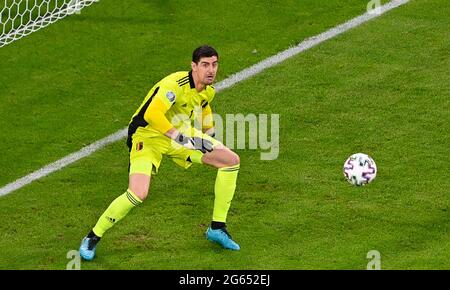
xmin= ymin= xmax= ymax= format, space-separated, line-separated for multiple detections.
xmin=166 ymin=91 xmax=176 ymax=103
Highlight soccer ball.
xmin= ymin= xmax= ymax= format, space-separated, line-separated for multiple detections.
xmin=343 ymin=153 xmax=377 ymax=186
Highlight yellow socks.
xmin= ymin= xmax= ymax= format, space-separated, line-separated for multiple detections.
xmin=92 ymin=189 xmax=142 ymax=237
xmin=212 ymin=165 xmax=240 ymax=222
xmin=91 ymin=164 xmax=239 ymax=238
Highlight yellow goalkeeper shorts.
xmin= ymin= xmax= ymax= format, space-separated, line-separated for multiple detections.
xmin=129 ymin=130 xmax=221 ymax=176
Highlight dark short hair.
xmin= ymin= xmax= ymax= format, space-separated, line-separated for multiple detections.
xmin=192 ymin=45 xmax=218 ymax=63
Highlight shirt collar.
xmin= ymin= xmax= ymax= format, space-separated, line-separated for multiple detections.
xmin=188 ymin=70 xmax=195 ymax=90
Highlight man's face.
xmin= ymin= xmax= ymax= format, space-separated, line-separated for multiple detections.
xmin=191 ymin=56 xmax=218 ymax=86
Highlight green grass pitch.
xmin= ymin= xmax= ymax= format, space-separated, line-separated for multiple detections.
xmin=0 ymin=0 xmax=449 ymax=269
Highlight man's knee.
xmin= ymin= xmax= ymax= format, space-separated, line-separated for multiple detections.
xmin=129 ymin=186 xmax=149 ymax=201
xmin=219 ymin=150 xmax=240 ymax=167
xmin=228 ymin=151 xmax=240 ymax=167
xmin=202 ymin=147 xmax=240 ymax=168
xmin=128 ymin=173 xmax=151 ymax=201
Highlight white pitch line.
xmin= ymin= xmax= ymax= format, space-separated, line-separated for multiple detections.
xmin=0 ymin=128 xmax=128 ymax=196
xmin=0 ymin=0 xmax=410 ymax=197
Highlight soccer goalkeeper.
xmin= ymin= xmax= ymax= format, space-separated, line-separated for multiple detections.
xmin=79 ymin=45 xmax=241 ymax=260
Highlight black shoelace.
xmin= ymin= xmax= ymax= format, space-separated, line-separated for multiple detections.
xmin=220 ymin=228 xmax=233 ymax=239
xmin=88 ymin=236 xmax=101 ymax=250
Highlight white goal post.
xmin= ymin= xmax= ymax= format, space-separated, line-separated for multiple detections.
xmin=0 ymin=0 xmax=98 ymax=48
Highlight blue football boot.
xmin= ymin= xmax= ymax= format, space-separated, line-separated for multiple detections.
xmin=79 ymin=234 xmax=100 ymax=261
xmin=206 ymin=226 xmax=240 ymax=250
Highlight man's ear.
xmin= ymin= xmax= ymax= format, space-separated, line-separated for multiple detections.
xmin=191 ymin=61 xmax=196 ymax=71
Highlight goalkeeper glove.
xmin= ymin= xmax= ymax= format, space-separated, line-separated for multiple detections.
xmin=174 ymin=133 xmax=214 ymax=154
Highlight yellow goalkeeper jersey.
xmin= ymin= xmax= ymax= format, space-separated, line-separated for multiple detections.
xmin=127 ymin=71 xmax=215 ymax=148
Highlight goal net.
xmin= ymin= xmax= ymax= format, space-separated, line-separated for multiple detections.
xmin=0 ymin=0 xmax=98 ymax=48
